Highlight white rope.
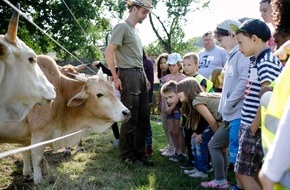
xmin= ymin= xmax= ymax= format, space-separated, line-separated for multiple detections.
xmin=0 ymin=128 xmax=87 ymax=159
xmin=61 ymin=0 xmax=87 ymax=34
xmin=2 ymin=0 xmax=97 ymax=75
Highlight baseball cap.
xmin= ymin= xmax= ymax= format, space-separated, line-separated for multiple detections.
xmin=216 ymin=19 xmax=241 ymax=35
xmin=126 ymin=0 xmax=152 ymax=11
xmin=229 ymin=18 xmax=271 ymax=42
xmin=167 ymin=53 xmax=182 ymax=65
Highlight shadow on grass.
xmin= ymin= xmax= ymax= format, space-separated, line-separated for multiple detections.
xmin=1 ymin=121 xmax=237 ymax=190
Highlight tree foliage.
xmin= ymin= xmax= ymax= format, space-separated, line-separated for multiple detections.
xmin=0 ymin=0 xmax=118 ymax=60
xmin=147 ymin=0 xmax=210 ymax=53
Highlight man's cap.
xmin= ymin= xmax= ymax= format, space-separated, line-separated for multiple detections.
xmin=126 ymin=0 xmax=152 ymax=11
xmin=216 ymin=19 xmax=241 ymax=35
xmin=167 ymin=53 xmax=182 ymax=65
xmin=229 ymin=18 xmax=271 ymax=42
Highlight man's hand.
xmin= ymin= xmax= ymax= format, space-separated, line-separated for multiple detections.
xmin=146 ymin=79 xmax=151 ymax=91
xmin=113 ymin=77 xmax=122 ymax=91
xmin=91 ymin=61 xmax=100 ymax=70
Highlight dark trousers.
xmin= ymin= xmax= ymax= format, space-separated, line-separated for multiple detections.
xmin=184 ymin=127 xmax=194 ymax=162
xmin=111 ymin=122 xmax=119 ymax=139
xmin=118 ymin=68 xmax=150 ymax=160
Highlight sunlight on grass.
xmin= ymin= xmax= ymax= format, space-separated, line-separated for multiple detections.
xmin=148 ymin=173 xmax=156 ymax=189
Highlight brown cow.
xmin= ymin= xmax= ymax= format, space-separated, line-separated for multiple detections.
xmin=0 ymin=55 xmax=130 ymax=184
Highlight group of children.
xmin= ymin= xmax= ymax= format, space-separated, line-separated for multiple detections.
xmin=156 ymin=18 xmax=284 ymax=190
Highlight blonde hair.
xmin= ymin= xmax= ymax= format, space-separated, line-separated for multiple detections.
xmin=210 ymin=67 xmax=223 ymax=89
xmin=161 ymin=80 xmax=178 ymax=95
xmin=176 ymin=78 xmax=203 ymax=130
xmin=183 ymin=52 xmax=199 ymax=65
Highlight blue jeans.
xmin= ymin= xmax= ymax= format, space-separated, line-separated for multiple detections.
xmin=191 ymin=125 xmax=214 ymax=173
xmin=229 ymin=119 xmax=241 ymax=164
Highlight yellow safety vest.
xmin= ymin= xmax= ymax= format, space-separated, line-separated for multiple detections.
xmin=194 ymin=74 xmax=214 ymax=92
xmin=261 ymin=59 xmax=290 ymax=189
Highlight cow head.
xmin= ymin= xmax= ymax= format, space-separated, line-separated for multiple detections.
xmin=0 ymin=4 xmax=56 ymax=124
xmin=67 ymin=75 xmax=130 ymax=133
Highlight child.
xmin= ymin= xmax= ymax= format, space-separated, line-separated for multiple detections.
xmin=201 ymin=19 xmax=249 ymax=190
xmin=161 ymin=53 xmax=186 ymax=161
xmin=177 ymin=77 xmax=222 ymax=178
xmin=210 ymin=67 xmax=223 ymax=93
xmin=161 ymin=80 xmax=185 ymax=162
xmin=156 ymin=53 xmax=173 ymax=154
xmin=183 ymin=52 xmax=214 ymax=92
xmin=229 ymin=18 xmax=283 ymax=189
xmin=180 ymin=52 xmax=214 ymax=169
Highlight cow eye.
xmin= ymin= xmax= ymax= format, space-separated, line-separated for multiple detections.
xmin=96 ymin=93 xmax=103 ymax=98
xmin=28 ymin=56 xmax=36 ymax=64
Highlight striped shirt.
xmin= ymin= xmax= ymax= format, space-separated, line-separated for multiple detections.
xmin=241 ymin=48 xmax=283 ymax=125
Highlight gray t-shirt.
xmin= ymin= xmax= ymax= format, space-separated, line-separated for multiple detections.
xmin=109 ymin=21 xmax=143 ymax=68
xmin=198 ymin=46 xmax=227 ymax=79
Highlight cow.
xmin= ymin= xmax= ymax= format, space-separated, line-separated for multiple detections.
xmin=0 ymin=55 xmax=131 ymax=184
xmin=0 ymin=4 xmax=56 ymax=125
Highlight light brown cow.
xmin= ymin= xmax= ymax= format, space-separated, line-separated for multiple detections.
xmin=0 ymin=4 xmax=56 ymax=125
xmin=0 ymin=55 xmax=130 ymax=184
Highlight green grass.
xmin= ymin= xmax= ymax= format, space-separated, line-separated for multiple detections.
xmin=0 ymin=120 xmax=236 ymax=190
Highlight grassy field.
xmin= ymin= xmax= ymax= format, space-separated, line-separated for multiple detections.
xmin=0 ymin=120 xmax=236 ymax=190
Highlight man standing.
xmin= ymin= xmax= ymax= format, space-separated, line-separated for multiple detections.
xmin=198 ymin=31 xmax=227 ymax=79
xmin=105 ymin=0 xmax=153 ymax=166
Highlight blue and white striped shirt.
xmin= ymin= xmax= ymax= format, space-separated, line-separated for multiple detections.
xmin=241 ymin=48 xmax=283 ymax=125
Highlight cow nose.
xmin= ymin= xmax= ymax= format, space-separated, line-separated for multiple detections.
xmin=122 ymin=109 xmax=131 ymax=118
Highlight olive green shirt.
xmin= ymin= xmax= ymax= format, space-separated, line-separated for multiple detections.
xmin=191 ymin=93 xmax=222 ymax=122
xmin=109 ymin=20 xmax=143 ymax=68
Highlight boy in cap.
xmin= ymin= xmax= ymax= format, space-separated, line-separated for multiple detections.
xmin=201 ymin=19 xmax=249 ymax=190
xmin=229 ymin=18 xmax=283 ymax=190
xmin=105 ymin=0 xmax=153 ymax=166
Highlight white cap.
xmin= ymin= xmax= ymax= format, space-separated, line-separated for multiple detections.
xmin=167 ymin=53 xmax=182 ymax=65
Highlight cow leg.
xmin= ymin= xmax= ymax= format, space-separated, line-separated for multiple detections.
xmin=22 ymin=150 xmax=33 ymax=179
xmin=77 ymin=139 xmax=84 ymax=152
xmin=62 ymin=147 xmax=72 ymax=157
xmin=31 ymin=145 xmax=45 ymax=185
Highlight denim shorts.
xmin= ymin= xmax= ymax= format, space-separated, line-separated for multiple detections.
xmin=235 ymin=124 xmax=263 ymax=176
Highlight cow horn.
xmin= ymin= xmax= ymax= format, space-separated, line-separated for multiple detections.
xmin=6 ymin=3 xmax=20 ymax=43
xmin=68 ymin=72 xmax=88 ymax=83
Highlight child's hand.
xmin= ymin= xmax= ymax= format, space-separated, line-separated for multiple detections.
xmin=165 ymin=107 xmax=172 ymax=114
xmin=195 ymin=134 xmax=203 ymax=144
xmin=165 ymin=104 xmax=174 ymax=114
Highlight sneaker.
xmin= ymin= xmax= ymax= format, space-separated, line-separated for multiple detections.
xmin=201 ymin=180 xmax=229 ymax=190
xmin=169 ymin=153 xmax=186 ymax=163
xmin=184 ymin=168 xmax=198 ymax=175
xmin=161 ymin=147 xmax=175 ymax=157
xmin=159 ymin=145 xmax=169 ymax=153
xmin=113 ymin=139 xmax=120 ymax=148
xmin=188 ymin=170 xmax=208 ymax=178
xmin=180 ymin=160 xmax=195 ymax=169
xmin=169 ymin=153 xmax=179 ymax=162
xmin=138 ymin=156 xmax=154 ymax=167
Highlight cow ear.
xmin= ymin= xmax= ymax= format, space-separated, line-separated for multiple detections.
xmin=67 ymin=92 xmax=88 ymax=107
